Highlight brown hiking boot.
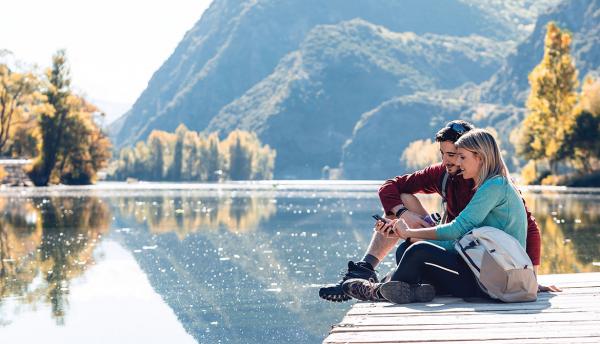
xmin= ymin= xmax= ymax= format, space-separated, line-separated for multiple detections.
xmin=379 ymin=281 xmax=435 ymax=304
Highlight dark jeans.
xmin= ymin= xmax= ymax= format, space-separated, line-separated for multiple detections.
xmin=386 ymin=240 xmax=483 ymax=298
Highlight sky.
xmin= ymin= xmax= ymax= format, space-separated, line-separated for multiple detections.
xmin=0 ymin=0 xmax=212 ymax=123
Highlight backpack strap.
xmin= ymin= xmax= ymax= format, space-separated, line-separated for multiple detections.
xmin=440 ymin=170 xmax=449 ymax=223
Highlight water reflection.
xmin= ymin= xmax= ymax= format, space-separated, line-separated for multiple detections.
xmin=0 ymin=187 xmax=598 ymax=343
xmin=0 ymin=197 xmax=110 ymax=324
xmin=116 ymin=195 xmax=277 ymax=237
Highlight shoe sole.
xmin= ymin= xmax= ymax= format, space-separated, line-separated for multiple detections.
xmin=379 ymin=281 xmax=435 ymax=304
xmin=319 ymin=285 xmax=352 ymax=302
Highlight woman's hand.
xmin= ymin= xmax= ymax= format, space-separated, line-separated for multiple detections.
xmin=392 ymin=220 xmax=410 ymax=239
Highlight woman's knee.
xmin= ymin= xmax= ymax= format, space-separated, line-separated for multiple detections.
xmin=395 ymin=240 xmax=411 ymax=264
xmin=399 ymin=241 xmax=444 ymax=264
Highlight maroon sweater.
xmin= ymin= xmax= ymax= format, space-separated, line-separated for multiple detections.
xmin=378 ymin=163 xmax=541 ymax=265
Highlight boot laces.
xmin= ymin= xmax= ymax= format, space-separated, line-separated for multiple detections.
xmin=352 ymin=279 xmax=380 ymax=301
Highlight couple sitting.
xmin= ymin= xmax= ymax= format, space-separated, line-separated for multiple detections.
xmin=319 ymin=121 xmax=557 ymax=304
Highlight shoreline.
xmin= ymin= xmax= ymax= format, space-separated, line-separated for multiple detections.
xmin=2 ymin=180 xmax=600 ymax=198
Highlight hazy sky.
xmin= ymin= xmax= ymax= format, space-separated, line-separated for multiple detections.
xmin=0 ymin=0 xmax=212 ymax=121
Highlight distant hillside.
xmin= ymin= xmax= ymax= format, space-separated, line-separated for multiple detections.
xmin=340 ymin=87 xmax=525 ymax=179
xmin=109 ymin=0 xmax=599 ymax=179
xmin=206 ymin=19 xmax=508 ymax=178
xmin=481 ymin=0 xmax=600 ymax=105
xmin=111 ymin=0 xmax=516 ymax=148
xmin=344 ymin=0 xmax=600 ymax=178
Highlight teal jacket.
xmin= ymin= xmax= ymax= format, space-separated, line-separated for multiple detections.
xmin=428 ymin=175 xmax=527 ymax=251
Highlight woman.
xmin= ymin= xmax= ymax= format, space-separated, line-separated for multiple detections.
xmin=342 ymin=129 xmax=527 ymax=303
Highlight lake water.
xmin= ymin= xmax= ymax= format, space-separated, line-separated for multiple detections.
xmin=1 ymin=182 xmax=599 ymax=343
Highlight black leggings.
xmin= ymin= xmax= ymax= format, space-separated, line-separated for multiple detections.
xmin=388 ymin=241 xmax=483 ymax=298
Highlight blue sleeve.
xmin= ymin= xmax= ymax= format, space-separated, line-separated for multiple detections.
xmin=435 ymin=179 xmax=504 ymax=241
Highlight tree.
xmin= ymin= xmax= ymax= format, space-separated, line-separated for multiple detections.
xmin=29 ymin=50 xmax=72 ymax=185
xmin=0 ymin=64 xmax=40 ymax=155
xmin=201 ymin=133 xmax=222 ymax=182
xmin=517 ymin=22 xmax=579 ymax=175
xmin=225 ymin=130 xmax=252 ymax=180
xmin=564 ymin=77 xmax=600 ymax=173
xmin=168 ymin=124 xmax=187 ymax=180
xmin=401 ymin=139 xmax=439 ymax=170
xmin=182 ymin=130 xmax=200 ymax=181
xmin=28 ymin=50 xmax=111 ymax=185
xmin=147 ymin=131 xmax=168 ymax=180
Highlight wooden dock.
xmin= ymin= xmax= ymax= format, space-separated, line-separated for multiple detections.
xmin=323 ymin=272 xmax=600 ymax=343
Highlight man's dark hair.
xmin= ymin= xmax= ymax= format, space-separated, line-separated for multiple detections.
xmin=435 ymin=120 xmax=475 ymax=143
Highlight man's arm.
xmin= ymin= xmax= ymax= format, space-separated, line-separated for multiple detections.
xmin=378 ymin=163 xmax=445 ymax=216
xmin=523 ymin=200 xmax=541 ymax=267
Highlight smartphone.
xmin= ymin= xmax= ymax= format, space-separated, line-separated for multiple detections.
xmin=372 ymin=214 xmax=389 ymax=223
xmin=372 ymin=214 xmax=394 ymax=235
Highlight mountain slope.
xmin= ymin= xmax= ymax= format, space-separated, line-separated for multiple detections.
xmin=481 ymin=0 xmax=600 ymax=105
xmin=112 ymin=0 xmax=515 ymax=148
xmin=207 ymin=19 xmax=508 ymax=178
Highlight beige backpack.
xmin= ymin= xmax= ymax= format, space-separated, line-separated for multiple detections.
xmin=455 ymin=226 xmax=537 ymax=302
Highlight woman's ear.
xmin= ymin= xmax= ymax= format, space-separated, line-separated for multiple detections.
xmin=475 ymin=152 xmax=483 ymax=166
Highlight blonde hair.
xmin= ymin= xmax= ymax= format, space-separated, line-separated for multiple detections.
xmin=455 ymin=129 xmax=510 ymax=189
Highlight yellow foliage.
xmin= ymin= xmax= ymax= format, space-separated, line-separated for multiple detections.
xmin=540 ymin=174 xmax=562 ymax=185
xmin=520 ymin=160 xmax=538 ymax=185
xmin=581 ymin=76 xmax=600 ymax=115
xmin=401 ymin=139 xmax=439 ymax=170
xmin=519 ymin=22 xmax=579 ymax=172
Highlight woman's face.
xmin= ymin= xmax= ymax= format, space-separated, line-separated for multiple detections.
xmin=457 ymin=147 xmax=482 ymax=180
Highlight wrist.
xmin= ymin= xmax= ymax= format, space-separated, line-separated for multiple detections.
xmin=395 ymin=205 xmax=408 ymax=218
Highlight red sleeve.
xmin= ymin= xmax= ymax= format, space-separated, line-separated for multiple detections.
xmin=378 ymin=163 xmax=445 ymax=216
xmin=523 ymin=200 xmax=541 ymax=266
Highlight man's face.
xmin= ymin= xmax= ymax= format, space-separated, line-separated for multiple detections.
xmin=439 ymin=141 xmax=460 ymax=175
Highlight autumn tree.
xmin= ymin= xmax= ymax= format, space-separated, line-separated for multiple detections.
xmin=201 ymin=133 xmax=222 ymax=181
xmin=147 ymin=131 xmax=169 ymax=180
xmin=401 ymin=139 xmax=440 ymax=170
xmin=182 ymin=130 xmax=201 ymax=180
xmin=224 ymin=130 xmax=252 ymax=180
xmin=564 ymin=77 xmax=600 ymax=173
xmin=0 ymin=64 xmax=40 ymax=156
xmin=515 ymin=22 xmax=579 ymax=175
xmin=28 ymin=50 xmax=111 ymax=185
xmin=168 ymin=124 xmax=187 ymax=180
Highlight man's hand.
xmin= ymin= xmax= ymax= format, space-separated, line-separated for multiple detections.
xmin=538 ymin=284 xmax=562 ymax=293
xmin=399 ymin=210 xmax=430 ymax=228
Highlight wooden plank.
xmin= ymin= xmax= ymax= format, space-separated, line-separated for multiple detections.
xmin=326 ymin=337 xmax=600 ymax=344
xmin=347 ymin=302 xmax=600 ymax=316
xmin=323 ymin=273 xmax=600 ymax=344
xmin=338 ymin=311 xmax=600 ymax=327
xmin=324 ymin=324 xmax=600 ymax=343
xmin=330 ymin=319 xmax=600 ymax=333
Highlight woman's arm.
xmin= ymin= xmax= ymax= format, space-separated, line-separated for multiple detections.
xmin=395 ymin=178 xmax=504 ymax=241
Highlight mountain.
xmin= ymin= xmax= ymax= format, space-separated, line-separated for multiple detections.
xmin=111 ymin=0 xmax=516 ymax=148
xmin=481 ymin=0 xmax=600 ymax=106
xmin=340 ymin=87 xmax=525 ymax=179
xmin=343 ymin=0 xmax=600 ymax=179
xmin=206 ymin=19 xmax=508 ymax=178
xmin=110 ymin=0 xmax=599 ymax=179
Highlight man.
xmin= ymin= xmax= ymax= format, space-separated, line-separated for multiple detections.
xmin=319 ymin=120 xmax=553 ymax=302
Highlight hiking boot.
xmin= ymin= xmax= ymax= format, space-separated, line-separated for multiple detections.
xmin=379 ymin=281 xmax=435 ymax=304
xmin=319 ymin=261 xmax=378 ymax=302
xmin=341 ymin=278 xmax=386 ymax=302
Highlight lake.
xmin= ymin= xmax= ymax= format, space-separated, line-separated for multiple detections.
xmin=1 ymin=182 xmax=599 ymax=343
